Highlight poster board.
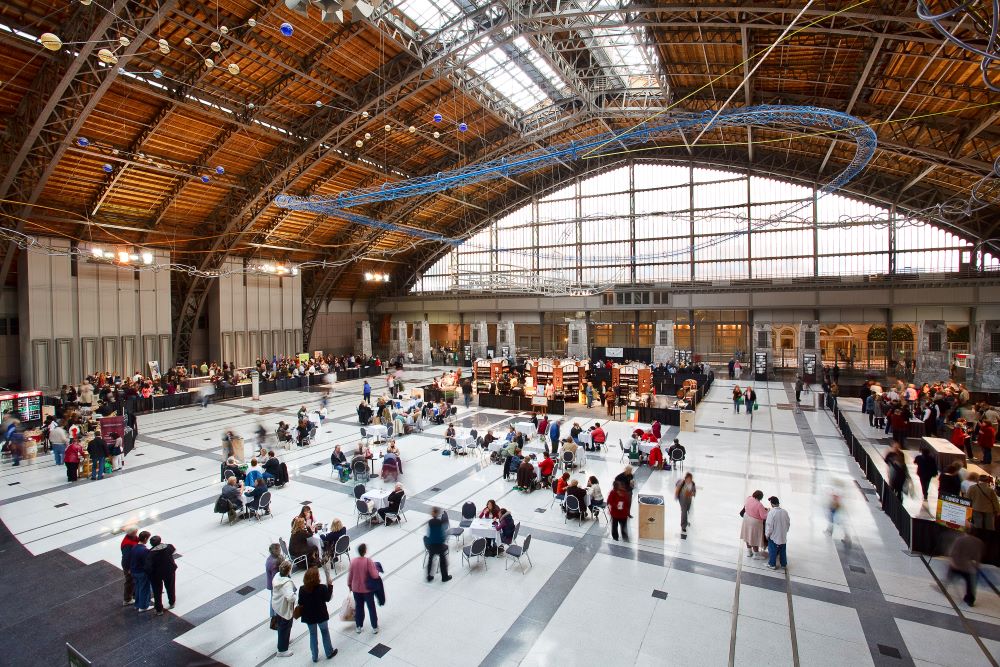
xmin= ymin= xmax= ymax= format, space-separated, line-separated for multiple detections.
xmin=936 ymin=494 xmax=972 ymax=530
xmin=147 ymin=360 xmax=161 ymax=380
xmin=531 ymin=396 xmax=548 ymax=407
xmin=605 ymin=347 xmax=624 ymax=358
xmin=625 ymin=407 xmax=639 ymax=423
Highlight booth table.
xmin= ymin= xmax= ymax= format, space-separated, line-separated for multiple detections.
xmin=362 ymin=488 xmax=393 ymax=510
xmin=922 ymin=436 xmax=966 ymax=470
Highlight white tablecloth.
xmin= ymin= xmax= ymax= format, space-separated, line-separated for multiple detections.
xmin=514 ymin=422 xmax=535 ymax=437
xmin=577 ymin=432 xmax=592 ymax=446
xmin=488 ymin=439 xmax=505 ymax=453
xmin=639 ymin=442 xmax=658 ymax=455
xmin=362 ymin=488 xmax=393 ymax=510
xmin=366 ymin=425 xmax=388 ymax=440
xmin=454 ymin=434 xmax=475 ymax=450
xmin=394 ymin=399 xmax=418 ymax=412
xmin=468 ymin=518 xmax=500 ymax=541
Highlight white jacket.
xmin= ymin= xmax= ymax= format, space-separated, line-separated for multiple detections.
xmin=271 ymin=575 xmax=297 ymax=620
xmin=764 ymin=506 xmax=790 ymax=544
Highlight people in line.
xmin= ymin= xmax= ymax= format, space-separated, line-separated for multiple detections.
xmin=271 ymin=560 xmax=297 ymax=657
xmin=87 ymin=430 xmax=108 ymax=480
xmin=121 ymin=527 xmax=140 ymax=607
xmin=129 ymin=530 xmax=153 ymax=612
xmin=147 ymin=535 xmax=178 ymax=615
xmin=265 ymin=543 xmax=282 ymax=619
xmin=298 ymin=565 xmax=339 ymax=661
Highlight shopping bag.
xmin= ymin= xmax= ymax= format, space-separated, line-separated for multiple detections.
xmin=339 ymin=597 xmax=355 ymax=621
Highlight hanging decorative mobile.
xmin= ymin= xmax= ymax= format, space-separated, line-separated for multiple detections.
xmin=102 ymin=164 xmax=113 ymax=173
xmin=215 ymin=166 xmax=225 ymax=175
xmin=39 ymin=32 xmax=62 ymax=50
xmin=280 ymin=22 xmax=294 ymax=37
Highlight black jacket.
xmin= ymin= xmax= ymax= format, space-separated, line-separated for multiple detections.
xmin=145 ymin=543 xmax=177 ymax=578
xmin=87 ymin=436 xmax=108 ymax=459
xmin=298 ymin=584 xmax=333 ymax=624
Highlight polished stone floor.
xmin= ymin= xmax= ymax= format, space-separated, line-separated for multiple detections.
xmin=1 ymin=368 xmax=998 ymax=666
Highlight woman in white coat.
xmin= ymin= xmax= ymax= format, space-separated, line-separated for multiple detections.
xmin=271 ymin=560 xmax=297 ymax=658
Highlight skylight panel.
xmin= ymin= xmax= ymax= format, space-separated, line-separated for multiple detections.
xmin=394 ymin=0 xmax=462 ymax=33
xmin=589 ymin=25 xmax=659 ymax=89
xmin=513 ymin=37 xmax=570 ymax=95
xmin=468 ymin=45 xmax=552 ymax=113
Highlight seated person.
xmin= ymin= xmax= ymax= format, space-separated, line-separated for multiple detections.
xmin=297 ymin=405 xmax=308 ymax=422
xmin=589 ymin=423 xmax=606 ymax=451
xmin=381 ymin=451 xmax=401 ymax=480
xmin=497 ymin=509 xmax=515 ymax=546
xmin=221 ymin=477 xmax=244 ymax=511
xmin=561 ymin=438 xmax=579 ymax=465
xmin=275 ymin=421 xmax=292 ymax=444
xmin=667 ymin=438 xmax=686 ymax=461
xmin=376 ymin=483 xmax=405 ymax=524
xmin=587 ymin=476 xmax=605 ymax=514
xmin=504 ymin=426 xmax=516 ymax=442
xmin=296 ymin=418 xmax=310 ymax=446
xmin=222 ymin=456 xmax=244 ymax=483
xmin=244 ymin=458 xmax=264 ymax=488
xmin=504 ymin=448 xmax=522 ymax=480
xmin=445 ymin=423 xmax=457 ymax=451
xmin=538 ymin=452 xmax=555 ymax=485
xmin=570 ymin=422 xmax=582 ymax=443
xmin=565 ymin=479 xmax=587 ymax=514
xmin=320 ymin=518 xmax=347 ymax=558
xmin=289 ymin=516 xmax=319 ymax=568
xmin=555 ymin=471 xmax=571 ymax=496
xmin=482 ymin=429 xmax=497 ymax=450
xmin=262 ymin=451 xmax=281 ymax=480
xmin=295 ymin=505 xmax=318 ymax=532
xmin=479 ymin=499 xmax=501 ymax=520
xmin=516 ymin=456 xmax=536 ymax=490
xmin=648 ymin=443 xmax=664 ymax=470
xmin=354 ymin=440 xmax=372 ymax=459
xmin=330 ymin=445 xmax=348 ymax=472
xmin=244 ymin=477 xmax=268 ymax=512
xmin=358 ymin=402 xmax=374 ymax=425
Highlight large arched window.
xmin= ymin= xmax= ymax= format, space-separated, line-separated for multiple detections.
xmin=411 ymin=162 xmax=995 ymax=293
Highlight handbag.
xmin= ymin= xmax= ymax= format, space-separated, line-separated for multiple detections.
xmin=293 ymin=604 xmax=303 ymax=620
xmin=739 ymin=507 xmax=746 ymax=518
xmin=269 ymin=616 xmax=280 ymax=630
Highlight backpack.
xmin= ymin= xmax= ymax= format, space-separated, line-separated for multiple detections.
xmin=338 ymin=467 xmax=351 ymax=483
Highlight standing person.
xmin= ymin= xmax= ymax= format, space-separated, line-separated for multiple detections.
xmin=675 ymin=472 xmax=696 ymax=533
xmin=732 ymin=385 xmax=743 ymax=414
xmin=979 ymin=419 xmax=996 ymax=465
xmin=130 ymin=530 xmax=153 ymax=612
xmin=347 ymin=544 xmax=381 ymax=635
xmin=362 ymin=380 xmax=371 ymax=405
xmin=764 ymin=497 xmax=790 ymax=570
xmin=271 ymin=560 xmax=297 ymax=658
xmin=63 ymin=438 xmax=83 ymax=482
xmin=794 ymin=376 xmax=804 ymax=403
xmin=614 ymin=465 xmax=636 ymax=518
xmin=298 ymin=565 xmax=339 ymax=661
xmin=948 ymin=532 xmax=985 ymax=606
xmin=605 ymin=386 xmax=616 ymax=418
xmin=548 ymin=419 xmax=561 ymax=457
xmin=744 ymin=387 xmax=757 ymax=420
xmin=884 ymin=442 xmax=908 ymax=500
xmin=265 ymin=543 xmax=282 ymax=618
xmin=461 ymin=378 xmax=473 ymax=410
xmin=120 ymin=528 xmax=139 ymax=607
xmin=49 ymin=420 xmax=68 ymax=467
xmin=108 ymin=432 xmax=124 ymax=471
xmin=425 ymin=507 xmax=452 ymax=583
xmin=607 ymin=480 xmax=631 ymax=542
xmin=147 ymin=535 xmax=177 ymax=615
xmin=87 ymin=431 xmax=109 ymax=480
xmin=913 ymin=445 xmax=939 ymax=501
xmin=585 ymin=382 xmax=594 ymax=408
xmin=728 ymin=357 xmax=736 ymax=380
xmin=966 ymin=475 xmax=1000 ymax=530
xmin=740 ymin=490 xmax=769 ymax=558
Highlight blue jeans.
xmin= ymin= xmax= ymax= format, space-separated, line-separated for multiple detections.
xmin=269 ymin=589 xmax=274 ymax=618
xmin=90 ymin=457 xmax=105 ymax=479
xmin=133 ymin=571 xmax=152 ymax=609
xmin=734 ymin=400 xmax=740 ymax=413
xmin=52 ymin=443 xmax=65 ymax=466
xmin=767 ymin=539 xmax=787 ymax=568
xmin=353 ymin=591 xmax=378 ymax=629
xmin=308 ymin=621 xmax=335 ymax=661
xmin=463 ymin=394 xmax=471 ymax=408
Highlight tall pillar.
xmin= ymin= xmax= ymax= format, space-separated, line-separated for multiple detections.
xmin=471 ymin=320 xmax=488 ymax=359
xmin=914 ymin=320 xmax=948 ymax=385
xmin=752 ymin=323 xmax=773 ymax=381
xmin=497 ymin=320 xmax=516 ymax=359
xmin=652 ymin=320 xmax=675 ymax=364
xmin=355 ymin=320 xmax=372 ymax=357
xmin=410 ymin=321 xmax=431 ymax=363
xmin=798 ymin=320 xmax=820 ymax=382
xmin=567 ymin=319 xmax=588 ymax=358
xmin=388 ymin=320 xmax=408 ymax=359
xmin=972 ymin=321 xmax=1000 ymax=391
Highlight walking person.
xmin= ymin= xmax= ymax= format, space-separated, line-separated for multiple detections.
xmin=764 ymin=496 xmax=790 ymax=570
xmin=794 ymin=376 xmax=804 ymax=403
xmin=607 ymin=480 xmax=631 ymax=542
xmin=347 ymin=543 xmax=382 ymax=635
xmin=87 ymin=431 xmax=108 ymax=480
xmin=362 ymin=380 xmax=371 ymax=405
xmin=966 ymin=474 xmax=1000 ymax=530
xmin=732 ymin=385 xmax=743 ymax=414
xmin=744 ymin=386 xmax=757 ymax=420
xmin=675 ymin=472 xmax=696 ymax=533
xmin=49 ymin=420 xmax=68 ymax=466
xmin=461 ymin=378 xmax=473 ymax=410
xmin=740 ymin=490 xmax=768 ymax=558
xmin=271 ymin=560 xmax=297 ymax=658
xmin=884 ymin=442 xmax=908 ymax=500
xmin=947 ymin=532 xmax=985 ymax=606
xmin=130 ymin=530 xmax=153 ymax=612
xmin=913 ymin=445 xmax=939 ymax=501
xmin=120 ymin=528 xmax=139 ymax=607
xmin=425 ymin=507 xmax=452 ymax=583
xmin=147 ymin=535 xmax=177 ymax=615
xmin=298 ymin=565 xmax=339 ymax=661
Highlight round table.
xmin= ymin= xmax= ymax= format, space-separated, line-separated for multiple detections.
xmin=638 ymin=442 xmax=659 ymax=455
xmin=367 ymin=425 xmax=388 ymax=441
xmin=362 ymin=488 xmax=393 ymax=510
xmin=468 ymin=518 xmax=500 ymax=542
xmin=577 ymin=432 xmax=592 ymax=447
xmin=453 ymin=434 xmax=475 ymax=451
xmin=513 ymin=422 xmax=535 ymax=438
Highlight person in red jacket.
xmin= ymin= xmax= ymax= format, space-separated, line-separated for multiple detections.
xmin=590 ymin=423 xmax=606 ymax=452
xmin=647 ymin=444 xmax=664 ymax=470
xmin=979 ymin=421 xmax=996 ymax=464
xmin=63 ymin=439 xmax=83 ymax=482
xmin=120 ymin=528 xmax=140 ymax=606
xmin=607 ymin=480 xmax=631 ymax=541
xmin=538 ymin=453 xmax=555 ymax=485
xmin=555 ymin=472 xmax=570 ymax=496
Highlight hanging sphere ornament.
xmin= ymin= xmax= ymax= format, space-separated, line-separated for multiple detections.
xmin=183 ymin=37 xmax=193 ymax=46
xmin=280 ymin=22 xmax=294 ymax=37
xmin=153 ymin=68 xmax=163 ymax=78
xmin=248 ymin=18 xmax=257 ymax=28
xmin=459 ymin=122 xmax=468 ymax=132
xmin=227 ymin=63 xmax=240 ymax=76
xmin=364 ymin=133 xmax=371 ymax=140
xmin=76 ymin=137 xmax=90 ymax=147
xmin=384 ymin=124 xmax=391 ymax=132
xmin=102 ymin=163 xmax=113 ymax=173
xmin=98 ymin=48 xmax=118 ymax=65
xmin=215 ymin=165 xmax=225 ymax=175
xmin=79 ymin=0 xmax=92 ymax=5
xmin=433 ymin=131 xmax=440 ymax=139
xmin=204 ymin=58 xmax=215 ymax=69
xmin=201 ymin=175 xmax=210 ymax=184
xmin=118 ymin=36 xmax=130 ymax=47
xmin=408 ymin=125 xmax=416 ymax=133
xmin=210 ymin=41 xmax=222 ymax=52
xmin=315 ymin=100 xmax=323 ymax=108
xmin=157 ymin=38 xmax=170 ymax=55
xmin=39 ymin=33 xmax=62 ymax=50
xmin=220 ymin=26 xmax=229 ymax=35
xmin=433 ymin=113 xmax=442 ymax=123
xmin=361 ymin=111 xmax=369 ymax=118
xmin=355 ymin=140 xmax=363 ymax=148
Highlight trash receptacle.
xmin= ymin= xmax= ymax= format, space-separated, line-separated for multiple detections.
xmin=638 ymin=495 xmax=665 ymax=540
xmin=680 ymin=410 xmax=695 ymax=432
xmin=815 ymin=392 xmax=825 ymax=410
